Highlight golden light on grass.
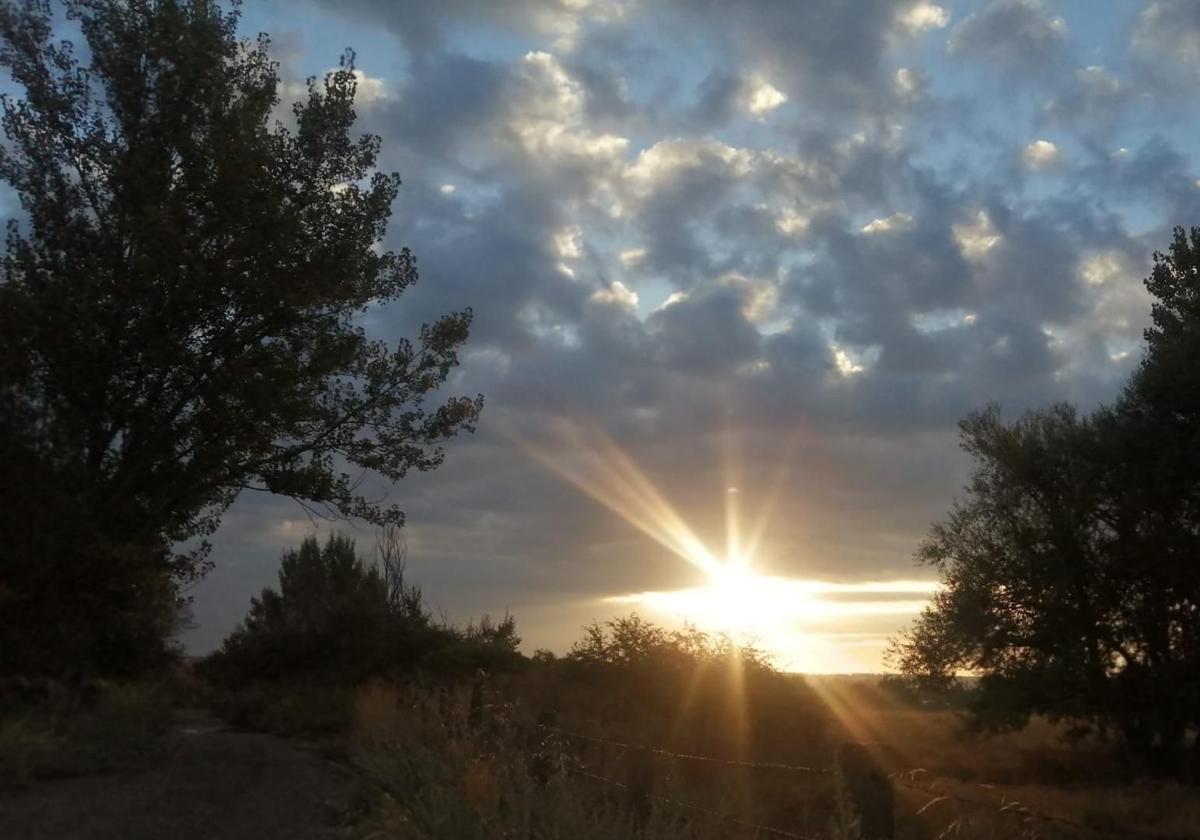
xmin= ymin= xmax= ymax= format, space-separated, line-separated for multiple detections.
xmin=515 ymin=416 xmax=938 ymax=672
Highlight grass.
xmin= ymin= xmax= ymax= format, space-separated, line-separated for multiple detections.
xmin=211 ymin=682 xmax=352 ymax=737
xmin=0 ymin=681 xmax=173 ymax=787
xmin=347 ymin=681 xmax=750 ymax=839
xmin=818 ymin=700 xmax=1200 ymax=839
xmin=333 ymin=675 xmax=1200 ymax=840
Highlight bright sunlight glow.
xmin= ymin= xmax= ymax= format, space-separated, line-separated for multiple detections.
xmin=513 ymin=417 xmax=939 ymax=672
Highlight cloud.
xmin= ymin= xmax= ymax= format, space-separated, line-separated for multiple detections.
xmin=1039 ymin=66 xmax=1131 ymax=133
xmin=1022 ymin=139 xmax=1061 ymax=169
xmin=740 ymin=73 xmax=788 ymax=118
xmin=862 ymin=212 xmax=915 ymax=235
xmin=1133 ymin=0 xmax=1200 ymax=83
xmin=948 ymin=0 xmax=1068 ymax=77
xmin=898 ymin=2 xmax=950 ymax=33
xmin=952 ymin=209 xmax=1003 ymax=259
xmin=590 ymin=280 xmax=639 ymax=311
xmin=185 ymin=1 xmax=1176 ymax=664
xmin=647 ymin=280 xmax=763 ymax=373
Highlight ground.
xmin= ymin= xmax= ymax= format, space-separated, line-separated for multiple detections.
xmin=0 ymin=709 xmax=360 ymax=840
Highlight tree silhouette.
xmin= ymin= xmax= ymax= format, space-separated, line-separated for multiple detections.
xmin=891 ymin=228 xmax=1200 ymax=773
xmin=206 ymin=533 xmax=521 ymax=685
xmin=0 ymin=1 xmax=481 ymax=676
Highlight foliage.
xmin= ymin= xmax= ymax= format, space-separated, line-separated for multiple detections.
xmin=349 ymin=682 xmax=724 ymax=840
xmin=0 ymin=0 xmax=480 ymax=677
xmin=567 ymin=613 xmax=773 ymax=672
xmin=0 ymin=680 xmax=171 ymax=786
xmin=205 ymin=533 xmax=522 ymax=688
xmin=0 ymin=717 xmax=56 ymax=787
xmin=211 ymin=682 xmax=353 ymax=737
xmin=541 ymin=615 xmax=831 ymax=772
xmin=890 ymin=228 xmax=1200 ymax=774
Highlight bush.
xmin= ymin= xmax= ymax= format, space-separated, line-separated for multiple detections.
xmin=212 ymin=683 xmax=353 ymax=737
xmin=0 ymin=718 xmax=57 ymax=787
xmin=204 ymin=533 xmax=525 ymax=690
xmin=0 ymin=680 xmax=172 ymax=786
xmin=348 ymin=682 xmax=725 ymax=840
xmin=70 ymin=683 xmax=173 ymax=765
xmin=544 ymin=615 xmax=832 ymax=765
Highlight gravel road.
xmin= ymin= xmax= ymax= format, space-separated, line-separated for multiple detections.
xmin=0 ymin=710 xmax=361 ymax=840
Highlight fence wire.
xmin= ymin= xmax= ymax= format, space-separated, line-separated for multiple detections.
xmin=540 ymin=723 xmax=1183 ymax=840
xmin=890 ymin=773 xmax=1186 ymax=840
xmin=568 ymin=765 xmax=820 ymax=840
xmin=543 ymin=725 xmax=832 ymax=776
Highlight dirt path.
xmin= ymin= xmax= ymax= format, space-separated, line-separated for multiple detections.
xmin=0 ymin=710 xmax=361 ymax=840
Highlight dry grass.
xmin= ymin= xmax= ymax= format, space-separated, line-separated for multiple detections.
xmin=346 ymin=680 xmax=777 ymax=839
xmin=342 ymin=675 xmax=1200 ymax=840
xmin=819 ymin=700 xmax=1200 ymax=839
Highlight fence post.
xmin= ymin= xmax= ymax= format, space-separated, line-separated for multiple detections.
xmin=623 ymin=747 xmax=655 ymax=828
xmin=528 ymin=710 xmax=558 ymax=786
xmin=838 ymin=743 xmax=894 ymax=840
xmin=467 ymin=672 xmax=486 ymax=730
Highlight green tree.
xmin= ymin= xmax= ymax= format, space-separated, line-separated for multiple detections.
xmin=0 ymin=1 xmax=481 ymax=677
xmin=890 ymin=228 xmax=1200 ymax=773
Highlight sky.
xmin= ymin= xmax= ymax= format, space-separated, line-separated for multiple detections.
xmin=185 ymin=0 xmax=1200 ymax=672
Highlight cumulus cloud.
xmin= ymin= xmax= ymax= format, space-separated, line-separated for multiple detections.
xmin=590 ymin=280 xmax=639 ymax=311
xmin=1040 ymin=65 xmax=1130 ymax=132
xmin=953 ymin=209 xmax=1002 ymax=259
xmin=898 ymin=2 xmax=950 ymax=33
xmin=862 ymin=212 xmax=914 ymax=234
xmin=1133 ymin=0 xmax=1200 ymax=83
xmin=186 ymin=1 xmax=1177 ymax=661
xmin=1022 ymin=139 xmax=1061 ymax=169
xmin=740 ymin=73 xmax=788 ymax=117
xmin=508 ymin=51 xmax=629 ymax=170
xmin=948 ymin=0 xmax=1068 ymax=76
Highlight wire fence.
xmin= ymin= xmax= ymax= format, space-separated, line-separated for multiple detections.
xmin=887 ymin=772 xmax=1185 ymax=840
xmin=568 ymin=765 xmax=819 ymax=840
xmin=545 ymin=725 xmax=832 ymax=776
xmin=536 ymin=722 xmax=1185 ymax=840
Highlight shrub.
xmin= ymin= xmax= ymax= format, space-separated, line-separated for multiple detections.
xmin=70 ymin=683 xmax=173 ymax=765
xmin=348 ymin=681 xmax=724 ymax=840
xmin=205 ymin=533 xmax=525 ymax=690
xmin=0 ymin=680 xmax=172 ymax=785
xmin=0 ymin=718 xmax=56 ymax=787
xmin=211 ymin=683 xmax=353 ymax=737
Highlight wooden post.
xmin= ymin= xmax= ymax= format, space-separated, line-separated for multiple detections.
xmin=467 ymin=673 xmax=486 ymax=730
xmin=528 ymin=710 xmax=558 ymax=786
xmin=624 ymin=747 xmax=655 ymax=828
xmin=838 ymin=743 xmax=894 ymax=840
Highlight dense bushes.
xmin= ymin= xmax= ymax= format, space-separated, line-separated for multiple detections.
xmin=527 ymin=615 xmax=832 ymax=768
xmin=0 ymin=681 xmax=172 ymax=787
xmin=203 ymin=533 xmax=522 ymax=690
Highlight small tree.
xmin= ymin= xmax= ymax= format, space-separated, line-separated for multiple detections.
xmin=0 ymin=1 xmax=481 ymax=676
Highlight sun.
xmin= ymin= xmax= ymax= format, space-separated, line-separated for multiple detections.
xmin=515 ymin=418 xmax=813 ymax=645
xmin=614 ymin=560 xmax=814 ymax=644
xmin=516 ymin=417 xmax=937 ymax=671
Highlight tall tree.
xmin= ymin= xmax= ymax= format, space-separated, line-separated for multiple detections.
xmin=890 ymin=229 xmax=1200 ymax=773
xmin=0 ymin=0 xmax=481 ymax=676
